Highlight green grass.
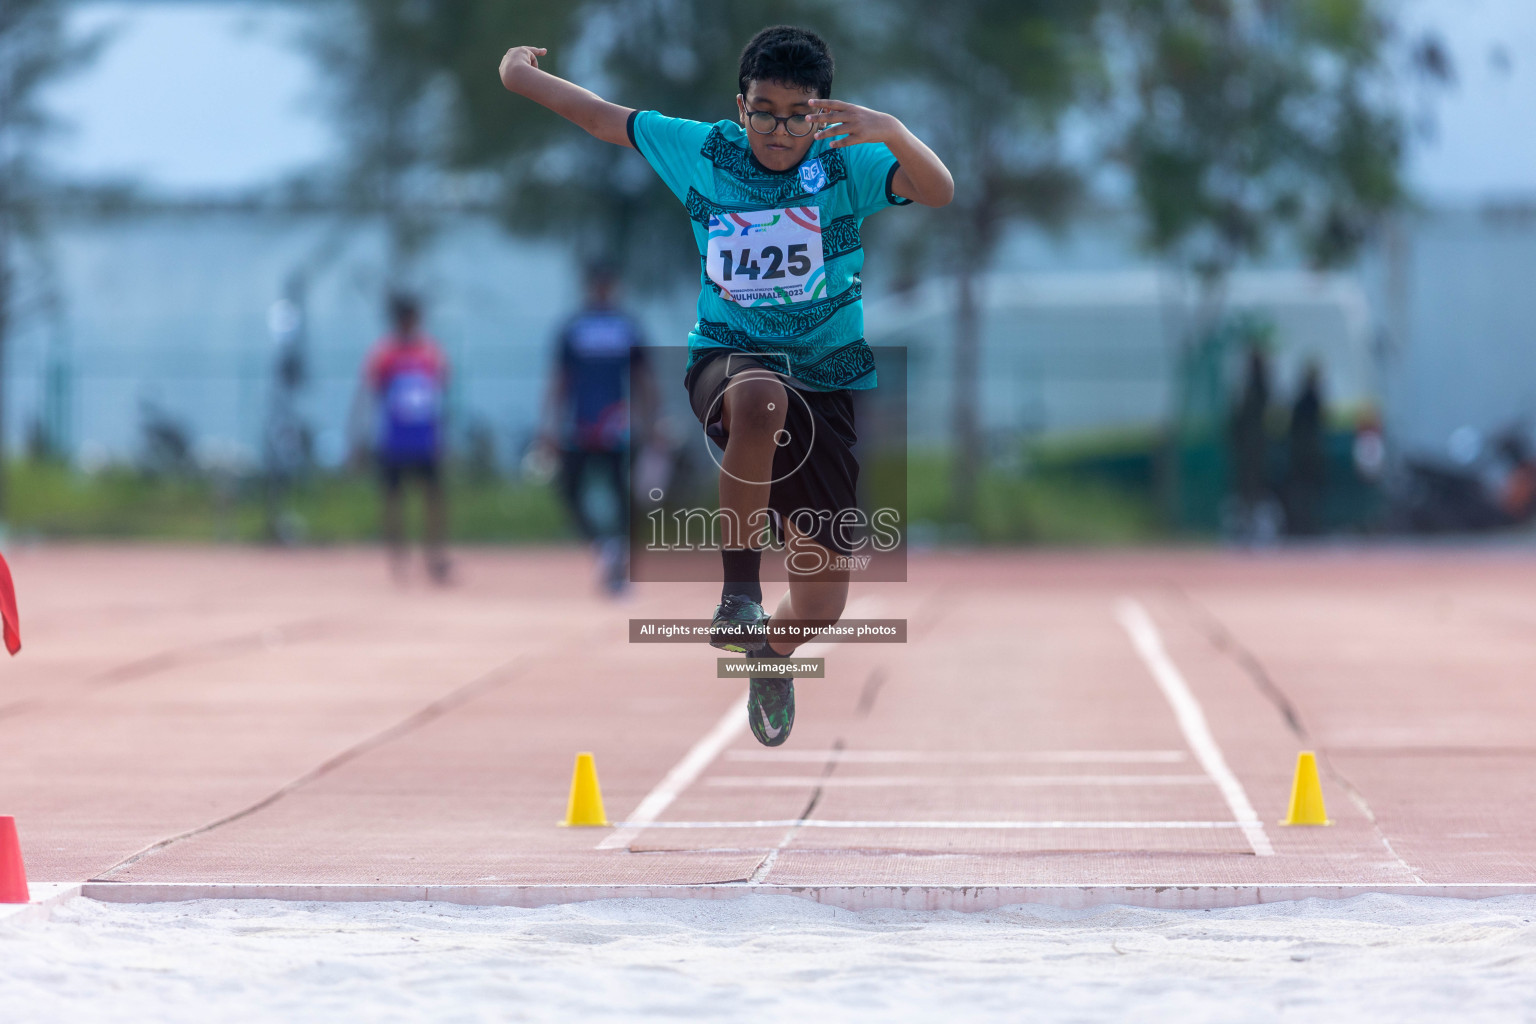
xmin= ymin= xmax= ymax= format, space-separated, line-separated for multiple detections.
xmin=9 ymin=463 xmax=238 ymax=540
xmin=4 ymin=448 xmax=1167 ymax=547
xmin=907 ymin=451 xmax=1164 ymax=545
xmin=5 ymin=461 xmax=573 ymax=544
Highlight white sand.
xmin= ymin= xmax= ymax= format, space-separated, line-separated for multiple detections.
xmin=4 ymin=894 xmax=1536 ymax=1022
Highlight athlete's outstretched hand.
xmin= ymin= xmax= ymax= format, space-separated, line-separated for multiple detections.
xmin=807 ymin=98 xmax=955 ymax=207
xmin=497 ymin=44 xmax=634 ymax=148
xmin=499 ymin=46 xmax=548 ymax=91
xmin=806 ymin=98 xmax=902 ymax=149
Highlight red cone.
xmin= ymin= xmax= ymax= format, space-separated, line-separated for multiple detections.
xmin=0 ymin=552 xmax=20 ymax=655
xmin=0 ymin=816 xmax=28 ymax=903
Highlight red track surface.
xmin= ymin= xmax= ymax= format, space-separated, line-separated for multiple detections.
xmin=3 ymin=545 xmax=1535 ymax=896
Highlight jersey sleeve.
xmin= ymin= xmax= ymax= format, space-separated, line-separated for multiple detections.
xmin=364 ymin=343 xmax=389 ymax=391
xmin=628 ymin=110 xmax=713 ymax=203
xmin=842 ymin=141 xmax=914 ymax=219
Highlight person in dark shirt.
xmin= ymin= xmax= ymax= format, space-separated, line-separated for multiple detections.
xmin=1285 ymin=362 xmax=1327 ymax=536
xmin=1230 ymin=346 xmax=1272 ymax=538
xmin=355 ymin=293 xmax=451 ymax=583
xmin=539 ymin=264 xmax=656 ymax=592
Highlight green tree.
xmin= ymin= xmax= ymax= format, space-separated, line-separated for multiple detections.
xmin=851 ymin=0 xmax=1107 ymax=523
xmin=1113 ymin=0 xmax=1413 ymax=310
xmin=309 ymin=0 xmax=577 ymax=282
xmin=0 ymin=0 xmax=101 ymax=517
xmin=1107 ymin=0 xmax=1441 ymax=526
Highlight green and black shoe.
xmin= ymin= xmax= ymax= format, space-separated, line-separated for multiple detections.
xmin=747 ymin=650 xmax=796 ymax=747
xmin=711 ymin=594 xmax=770 ymax=653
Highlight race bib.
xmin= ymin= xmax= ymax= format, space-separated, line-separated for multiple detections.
xmin=706 ymin=206 xmax=827 ymax=307
xmin=386 ymin=371 xmax=441 ymax=424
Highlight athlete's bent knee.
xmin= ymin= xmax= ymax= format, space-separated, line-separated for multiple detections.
xmin=723 ymin=376 xmax=787 ymax=435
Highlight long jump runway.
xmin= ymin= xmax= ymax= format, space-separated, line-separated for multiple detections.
xmin=5 ymin=545 xmax=1536 ymax=910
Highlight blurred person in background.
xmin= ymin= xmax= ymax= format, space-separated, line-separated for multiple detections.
xmin=263 ymin=285 xmax=311 ymax=545
xmin=1495 ymin=432 xmax=1536 ymax=525
xmin=537 ymin=262 xmax=655 ymax=594
xmin=352 ymin=293 xmax=451 ymax=583
xmin=1285 ymin=362 xmax=1327 ymax=536
xmin=1229 ymin=346 xmax=1273 ymax=540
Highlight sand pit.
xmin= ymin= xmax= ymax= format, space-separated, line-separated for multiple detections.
xmin=4 ymin=893 xmax=1536 ymax=1022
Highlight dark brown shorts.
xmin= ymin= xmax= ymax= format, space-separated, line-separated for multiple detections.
xmin=380 ymin=457 xmax=440 ymax=495
xmin=684 ymin=348 xmax=860 ymax=556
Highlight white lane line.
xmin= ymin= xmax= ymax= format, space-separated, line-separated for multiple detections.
xmin=596 ymin=692 xmax=747 ymax=850
xmin=618 ymin=820 xmax=1247 ymax=830
xmin=704 ymin=774 xmax=1212 ymax=788
xmin=724 ymin=750 xmax=1189 ymax=764
xmin=597 ymin=596 xmax=883 ymax=851
xmin=1116 ymin=599 xmax=1275 ymax=857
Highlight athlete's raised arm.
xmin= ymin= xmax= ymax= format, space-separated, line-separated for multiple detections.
xmin=807 ymin=98 xmax=954 ymax=208
xmin=499 ymin=45 xmax=634 ymax=148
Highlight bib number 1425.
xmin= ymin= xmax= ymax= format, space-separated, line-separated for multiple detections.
xmin=718 ymin=243 xmax=811 ymax=284
xmin=706 ymin=206 xmax=827 ymax=307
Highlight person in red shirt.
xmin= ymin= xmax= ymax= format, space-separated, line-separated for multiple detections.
xmin=355 ymin=294 xmax=451 ymax=583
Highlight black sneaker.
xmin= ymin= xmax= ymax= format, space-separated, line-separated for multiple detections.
xmin=711 ymin=594 xmax=769 ymax=653
xmin=747 ymin=650 xmax=795 ymax=747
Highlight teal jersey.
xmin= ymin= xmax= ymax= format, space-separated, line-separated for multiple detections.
xmin=627 ymin=110 xmax=911 ymax=391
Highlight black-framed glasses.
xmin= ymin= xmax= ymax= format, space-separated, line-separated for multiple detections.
xmin=746 ymin=111 xmax=813 ymax=137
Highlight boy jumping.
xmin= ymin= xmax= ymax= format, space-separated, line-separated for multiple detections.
xmin=500 ymin=26 xmax=952 ymax=746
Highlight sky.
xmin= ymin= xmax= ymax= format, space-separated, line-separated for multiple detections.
xmin=41 ymin=2 xmax=333 ymax=191
xmin=1398 ymin=0 xmax=1536 ymax=199
xmin=35 ymin=0 xmax=1536 ymax=201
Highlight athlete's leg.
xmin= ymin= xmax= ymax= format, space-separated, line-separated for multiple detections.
xmin=597 ymin=448 xmax=628 ymax=592
xmin=742 ymin=515 xmax=847 ymax=747
xmin=718 ymin=370 xmax=786 ymax=547
xmin=585 ymin=448 xmax=626 ymax=539
xmin=380 ymin=462 xmax=407 ymax=579
xmin=764 ymin=518 xmax=850 ymax=655
xmin=707 ymin=370 xmax=786 ymax=649
xmin=422 ymin=462 xmax=450 ymax=582
xmin=558 ymin=449 xmax=601 ymax=541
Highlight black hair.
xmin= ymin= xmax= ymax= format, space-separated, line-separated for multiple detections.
xmin=388 ymin=292 xmax=420 ymax=327
xmin=738 ymin=25 xmax=834 ymax=101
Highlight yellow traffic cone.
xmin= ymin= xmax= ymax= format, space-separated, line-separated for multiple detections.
xmin=559 ymin=752 xmax=610 ymax=827
xmin=1280 ymin=751 xmax=1332 ymax=825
